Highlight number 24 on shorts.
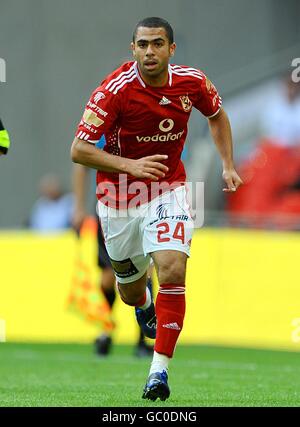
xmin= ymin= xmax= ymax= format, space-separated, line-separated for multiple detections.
xmin=156 ymin=222 xmax=185 ymax=244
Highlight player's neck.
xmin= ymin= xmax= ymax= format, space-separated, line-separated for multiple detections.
xmin=139 ymin=68 xmax=169 ymax=87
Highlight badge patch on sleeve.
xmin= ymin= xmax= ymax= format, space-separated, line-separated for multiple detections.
xmin=83 ymin=109 xmax=104 ymax=127
xmin=109 ymin=258 xmax=139 ymax=278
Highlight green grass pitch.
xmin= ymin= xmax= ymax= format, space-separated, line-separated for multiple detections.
xmin=0 ymin=343 xmax=300 ymax=407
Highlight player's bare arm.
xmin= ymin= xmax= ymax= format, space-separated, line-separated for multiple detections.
xmin=71 ymin=137 xmax=168 ymax=181
xmin=208 ymin=107 xmax=243 ymax=192
xmin=72 ymin=164 xmax=89 ymax=230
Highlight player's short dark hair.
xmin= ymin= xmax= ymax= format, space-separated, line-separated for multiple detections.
xmin=133 ymin=17 xmax=174 ymax=44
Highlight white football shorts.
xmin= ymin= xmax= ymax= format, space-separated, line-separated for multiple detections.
xmin=97 ymin=186 xmax=194 ymax=284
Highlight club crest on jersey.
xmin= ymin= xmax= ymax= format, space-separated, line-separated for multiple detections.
xmin=179 ymin=95 xmax=192 ymax=112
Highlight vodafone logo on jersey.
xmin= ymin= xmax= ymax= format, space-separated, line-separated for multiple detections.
xmin=136 ymin=118 xmax=184 ymax=143
xmin=159 ymin=119 xmax=174 ymax=132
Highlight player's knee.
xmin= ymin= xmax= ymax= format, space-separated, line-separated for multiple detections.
xmin=121 ymin=295 xmax=141 ymax=306
xmin=117 ymin=282 xmax=144 ymax=306
xmin=158 ymin=259 xmax=186 ymax=284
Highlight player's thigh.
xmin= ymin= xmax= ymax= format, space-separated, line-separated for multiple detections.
xmin=97 ymin=202 xmax=139 ymax=260
xmin=142 ymin=186 xmax=194 ymax=258
xmin=97 ymin=202 xmax=150 ymax=285
xmin=97 ymin=218 xmax=113 ymax=270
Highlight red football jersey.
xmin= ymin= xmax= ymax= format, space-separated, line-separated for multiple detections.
xmin=75 ymin=61 xmax=222 ymax=208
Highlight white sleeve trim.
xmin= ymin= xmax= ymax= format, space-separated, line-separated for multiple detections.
xmin=77 ymin=130 xmax=98 ymax=144
xmin=206 ymin=106 xmax=221 ymax=119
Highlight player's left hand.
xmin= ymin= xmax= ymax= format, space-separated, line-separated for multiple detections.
xmin=222 ymin=168 xmax=243 ymax=192
xmin=72 ymin=207 xmax=87 ymax=233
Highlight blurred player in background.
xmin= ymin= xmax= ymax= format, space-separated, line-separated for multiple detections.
xmin=29 ymin=174 xmax=74 ymax=232
xmin=260 ymin=75 xmax=300 ymax=147
xmin=227 ymin=75 xmax=300 ymax=229
xmin=0 ymin=119 xmax=10 ymax=155
xmin=72 ymin=137 xmax=153 ymax=357
xmin=71 ymin=17 xmax=242 ymax=401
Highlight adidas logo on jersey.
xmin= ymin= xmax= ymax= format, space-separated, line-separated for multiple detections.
xmin=159 ymin=96 xmax=171 ymax=105
xmin=162 ymin=322 xmax=181 ymax=330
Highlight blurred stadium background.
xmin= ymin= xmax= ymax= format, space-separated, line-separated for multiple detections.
xmin=1 ymin=0 xmax=300 ymax=376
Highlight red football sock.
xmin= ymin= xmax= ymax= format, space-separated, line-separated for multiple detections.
xmin=154 ymin=283 xmax=186 ymax=358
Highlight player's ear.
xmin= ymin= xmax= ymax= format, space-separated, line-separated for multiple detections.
xmin=169 ymin=42 xmax=176 ymax=57
xmin=131 ymin=42 xmax=136 ymax=58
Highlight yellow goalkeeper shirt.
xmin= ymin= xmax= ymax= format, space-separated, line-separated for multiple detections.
xmin=0 ymin=119 xmax=10 ymax=154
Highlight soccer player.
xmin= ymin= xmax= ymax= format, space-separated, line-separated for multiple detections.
xmin=0 ymin=119 xmax=10 ymax=155
xmin=71 ymin=17 xmax=243 ymax=401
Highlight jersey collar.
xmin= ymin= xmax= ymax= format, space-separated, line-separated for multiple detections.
xmin=134 ymin=61 xmax=173 ymax=88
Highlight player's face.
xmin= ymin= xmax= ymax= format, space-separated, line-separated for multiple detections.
xmin=131 ymin=27 xmax=176 ymax=83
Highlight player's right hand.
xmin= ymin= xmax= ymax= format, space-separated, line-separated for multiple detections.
xmin=126 ymin=155 xmax=169 ymax=181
